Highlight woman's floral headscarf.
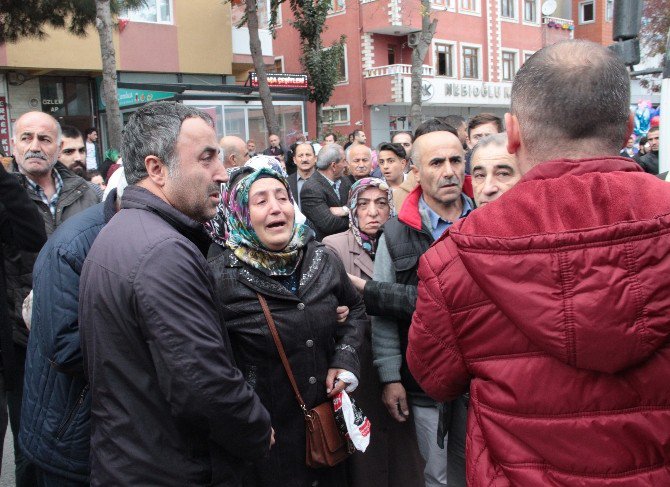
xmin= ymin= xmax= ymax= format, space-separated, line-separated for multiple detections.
xmin=346 ymin=177 xmax=395 ymax=259
xmin=224 ymin=167 xmax=313 ymax=276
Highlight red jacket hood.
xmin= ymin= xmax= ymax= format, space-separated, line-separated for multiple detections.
xmin=448 ymin=157 xmax=670 ymax=373
xmin=398 ymin=185 xmax=424 ymax=231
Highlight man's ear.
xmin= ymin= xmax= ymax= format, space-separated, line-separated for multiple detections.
xmin=411 ymin=163 xmax=420 ymax=184
xmin=144 ymin=155 xmax=167 ymax=187
xmin=505 ymin=112 xmax=521 ymax=155
xmin=622 ymin=112 xmax=634 ymax=149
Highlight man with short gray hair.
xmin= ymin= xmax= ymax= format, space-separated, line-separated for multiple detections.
xmin=300 ymin=143 xmax=352 ymax=240
xmin=409 ymin=40 xmax=670 ymax=486
xmin=79 ymin=102 xmax=272 ymax=485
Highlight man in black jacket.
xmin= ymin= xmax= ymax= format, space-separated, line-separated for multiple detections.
xmin=299 ymin=143 xmax=351 ymax=240
xmin=0 ymin=164 xmax=47 ymax=480
xmin=79 ymin=102 xmax=272 ymax=486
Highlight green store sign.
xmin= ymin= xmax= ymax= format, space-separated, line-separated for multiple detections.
xmin=98 ymin=80 xmax=174 ymax=109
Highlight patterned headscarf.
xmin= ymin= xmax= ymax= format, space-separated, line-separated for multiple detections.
xmin=346 ymin=177 xmax=396 ymax=259
xmin=224 ymin=167 xmax=314 ymax=276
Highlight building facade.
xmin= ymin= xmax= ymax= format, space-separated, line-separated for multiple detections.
xmin=0 ymin=0 xmax=306 ymax=153
xmin=273 ymin=0 xmax=619 ymax=147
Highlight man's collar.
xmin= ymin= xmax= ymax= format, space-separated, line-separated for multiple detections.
xmin=24 ymin=166 xmax=60 ymax=191
xmin=419 ymin=193 xmax=471 ymax=229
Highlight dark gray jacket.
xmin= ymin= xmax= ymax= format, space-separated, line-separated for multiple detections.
xmin=79 ymin=186 xmax=271 ymax=486
xmin=208 ymin=242 xmax=366 ymax=487
xmin=299 ymin=171 xmax=351 ymax=241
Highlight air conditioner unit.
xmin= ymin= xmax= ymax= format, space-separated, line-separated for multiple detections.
xmin=407 ymin=32 xmax=421 ymax=48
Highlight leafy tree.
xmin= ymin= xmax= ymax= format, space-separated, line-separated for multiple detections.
xmin=0 ymin=0 xmax=145 ymax=150
xmin=289 ymin=0 xmax=344 ymax=138
xmin=409 ymin=0 xmax=437 ymax=130
xmin=640 ymin=0 xmax=669 ymax=56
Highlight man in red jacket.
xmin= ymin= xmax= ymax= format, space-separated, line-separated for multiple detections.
xmin=407 ymin=39 xmax=670 ymax=486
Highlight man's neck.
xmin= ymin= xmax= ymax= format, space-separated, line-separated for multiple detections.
xmin=29 ymin=171 xmax=57 ymax=199
xmin=387 ymin=176 xmax=403 ymax=189
xmin=318 ymin=168 xmax=338 ymax=182
xmin=423 ymin=192 xmax=464 ymax=222
xmin=297 ymin=167 xmax=315 ymax=179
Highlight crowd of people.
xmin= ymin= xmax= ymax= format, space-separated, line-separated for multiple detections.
xmin=0 ymin=38 xmax=668 ymax=487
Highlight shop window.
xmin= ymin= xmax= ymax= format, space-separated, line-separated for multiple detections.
xmin=501 ymin=51 xmax=517 ymax=81
xmin=435 ymin=43 xmax=454 ymax=77
xmin=501 ymin=0 xmax=516 ymax=19
xmin=323 ymin=106 xmax=350 ymax=125
xmin=579 ymin=0 xmax=595 ymax=23
xmin=39 ymin=76 xmax=92 ymax=130
xmin=462 ymin=46 xmax=480 ymax=79
xmin=123 ymin=0 xmax=173 ymax=24
xmin=523 ymin=0 xmax=537 ymax=22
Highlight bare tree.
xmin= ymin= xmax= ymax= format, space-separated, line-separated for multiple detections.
xmin=95 ymin=0 xmax=123 ymax=150
xmin=246 ymin=0 xmax=280 ymax=136
xmin=409 ymin=0 xmax=437 ymax=129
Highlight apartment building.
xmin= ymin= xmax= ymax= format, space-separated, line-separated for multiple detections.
xmin=273 ymin=0 xmax=619 ymax=146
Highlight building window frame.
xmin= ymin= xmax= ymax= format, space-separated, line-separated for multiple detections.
xmin=500 ymin=0 xmax=518 ymax=21
xmin=458 ymin=0 xmax=481 ymax=16
xmin=322 ymin=105 xmax=350 ymax=125
xmin=522 ymin=50 xmax=535 ymax=65
xmin=461 ymin=42 xmax=482 ymax=80
xmin=123 ymin=0 xmax=174 ymax=24
xmin=273 ymin=56 xmax=285 ymax=73
xmin=328 ymin=0 xmax=347 ymax=16
xmin=325 ymin=44 xmax=348 ymax=85
xmin=579 ymin=0 xmax=595 ymax=24
xmin=606 ymin=0 xmax=613 ymax=21
xmin=501 ymin=49 xmax=519 ymax=81
xmin=433 ymin=40 xmax=457 ymax=78
xmin=431 ymin=0 xmax=456 ymax=11
xmin=522 ymin=0 xmax=539 ymax=24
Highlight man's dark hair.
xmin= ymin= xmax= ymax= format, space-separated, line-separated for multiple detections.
xmin=85 ymin=127 xmax=97 ymax=137
xmin=467 ymin=113 xmax=503 ymax=136
xmin=85 ymin=170 xmax=101 ymax=182
xmin=378 ymin=142 xmax=407 ymax=160
xmin=353 ymin=129 xmax=365 ymax=138
xmin=295 ymin=141 xmax=316 ymax=155
xmin=511 ymin=39 xmax=630 ymax=158
xmin=61 ymin=125 xmax=84 ymax=141
xmin=443 ymin=115 xmax=466 ymax=131
xmin=647 ymin=126 xmax=659 ymax=135
xmin=323 ymin=132 xmax=335 ymax=141
xmin=414 ymin=118 xmax=459 ymax=140
xmin=122 ymin=102 xmax=213 ymax=185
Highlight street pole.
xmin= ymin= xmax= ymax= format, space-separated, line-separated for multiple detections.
xmin=659 ymin=28 xmax=670 ymax=175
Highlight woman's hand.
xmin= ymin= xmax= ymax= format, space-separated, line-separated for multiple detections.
xmin=326 ymin=368 xmax=349 ymax=398
xmin=336 ymin=305 xmax=349 ymax=323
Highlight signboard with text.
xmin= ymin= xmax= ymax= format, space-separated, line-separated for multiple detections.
xmin=0 ymin=97 xmax=10 ymax=155
xmin=250 ymin=72 xmax=308 ymax=89
xmin=403 ymin=79 xmax=512 ymax=107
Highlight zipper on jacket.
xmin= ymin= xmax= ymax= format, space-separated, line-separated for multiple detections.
xmin=55 ymin=384 xmax=89 ymax=440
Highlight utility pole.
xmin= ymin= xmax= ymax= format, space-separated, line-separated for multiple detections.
xmin=659 ymin=29 xmax=669 ymax=175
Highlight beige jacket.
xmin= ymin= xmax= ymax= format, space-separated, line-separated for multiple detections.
xmin=322 ymin=230 xmax=374 ymax=280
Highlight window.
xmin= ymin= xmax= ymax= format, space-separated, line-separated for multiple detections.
xmin=329 ymin=0 xmax=346 ymax=14
xmin=431 ymin=0 xmax=454 ymax=9
xmin=273 ymin=57 xmax=284 ymax=73
xmin=523 ymin=51 xmax=535 ymax=64
xmin=501 ymin=0 xmax=516 ymax=18
xmin=579 ymin=0 xmax=595 ymax=23
xmin=323 ymin=106 xmax=350 ymax=125
xmin=606 ymin=0 xmax=613 ymax=21
xmin=435 ymin=43 xmax=454 ymax=77
xmin=388 ymin=47 xmax=396 ymax=65
xmin=501 ymin=51 xmax=517 ymax=81
xmin=523 ymin=0 xmax=537 ymax=22
xmin=123 ymin=0 xmax=172 ymax=23
xmin=336 ymin=46 xmax=348 ymax=83
xmin=462 ymin=46 xmax=479 ymax=79
xmin=460 ymin=0 xmax=479 ymax=12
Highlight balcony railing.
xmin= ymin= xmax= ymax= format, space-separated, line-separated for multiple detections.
xmin=363 ymin=64 xmax=434 ymax=78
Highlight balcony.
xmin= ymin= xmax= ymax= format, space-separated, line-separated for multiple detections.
xmin=361 ymin=0 xmax=422 ymax=35
xmin=363 ymin=64 xmax=434 ymax=78
xmin=542 ymin=16 xmax=574 ymax=46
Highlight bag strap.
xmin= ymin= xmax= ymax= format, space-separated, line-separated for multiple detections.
xmin=257 ymin=293 xmax=308 ymax=413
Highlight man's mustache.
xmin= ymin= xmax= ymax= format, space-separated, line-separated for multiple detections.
xmin=25 ymin=151 xmax=47 ymax=161
xmin=439 ymin=176 xmax=461 ymax=186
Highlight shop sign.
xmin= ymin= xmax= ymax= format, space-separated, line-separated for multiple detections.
xmin=403 ymin=79 xmax=512 ymax=106
xmin=250 ymin=73 xmax=308 ymax=89
xmin=0 ymin=97 xmax=9 ymax=155
xmin=99 ymin=87 xmax=175 ymax=109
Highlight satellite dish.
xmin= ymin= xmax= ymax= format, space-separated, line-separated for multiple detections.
xmin=541 ymin=0 xmax=557 ymax=16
